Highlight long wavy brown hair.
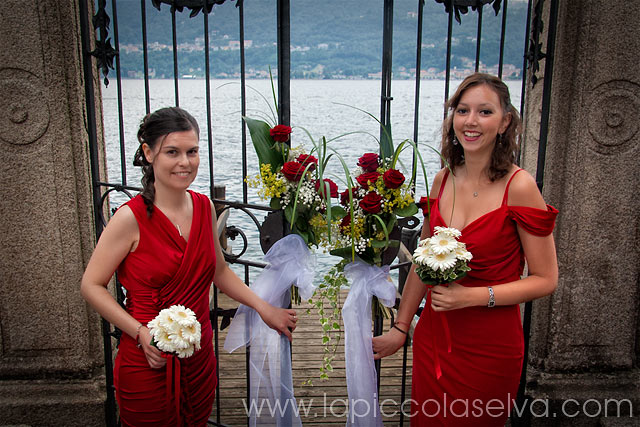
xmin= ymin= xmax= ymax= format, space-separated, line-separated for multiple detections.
xmin=132 ymin=107 xmax=200 ymax=217
xmin=441 ymin=73 xmax=522 ymax=181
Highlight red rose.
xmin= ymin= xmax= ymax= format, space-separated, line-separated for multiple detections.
xmin=356 ymin=171 xmax=381 ymax=188
xmin=297 ymin=154 xmax=318 ymax=171
xmin=340 ymin=214 xmax=351 ymax=230
xmin=340 ymin=187 xmax=358 ymax=207
xmin=281 ymin=161 xmax=305 ymax=182
xmin=382 ymin=169 xmax=405 ymax=189
xmin=357 ymin=152 xmax=380 ymax=172
xmin=270 ymin=124 xmax=292 ymax=142
xmin=417 ymin=196 xmax=431 ymax=216
xmin=315 ymin=179 xmax=339 ymax=198
xmin=359 ymin=192 xmax=383 ymax=214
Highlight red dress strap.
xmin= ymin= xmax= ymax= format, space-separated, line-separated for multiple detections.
xmin=438 ymin=169 xmax=450 ymax=199
xmin=501 ymin=168 xmax=523 ymax=206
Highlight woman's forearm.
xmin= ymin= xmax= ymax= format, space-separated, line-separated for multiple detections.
xmin=213 ymin=263 xmax=269 ymax=313
xmin=81 ymin=281 xmax=142 ymax=340
xmin=394 ymin=265 xmax=428 ymax=328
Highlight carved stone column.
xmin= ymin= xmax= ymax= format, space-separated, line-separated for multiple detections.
xmin=0 ymin=0 xmax=107 ymax=425
xmin=521 ymin=0 xmax=639 ymax=425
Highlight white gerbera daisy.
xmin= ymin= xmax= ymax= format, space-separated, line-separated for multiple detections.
xmin=455 ymin=243 xmax=473 ymax=262
xmin=175 ymin=344 xmax=195 ymax=358
xmin=429 ymin=232 xmax=458 ymax=254
xmin=168 ymin=328 xmax=190 ymax=350
xmin=152 ymin=327 xmax=174 ymax=353
xmin=169 ymin=305 xmax=198 ymax=328
xmin=417 ymin=238 xmax=431 ymax=248
xmin=426 ymin=250 xmax=458 ymax=271
xmin=182 ymin=321 xmax=202 ymax=345
xmin=413 ymin=245 xmax=433 ymax=264
xmin=156 ymin=309 xmax=179 ymax=333
xmin=433 ymin=226 xmax=462 ymax=238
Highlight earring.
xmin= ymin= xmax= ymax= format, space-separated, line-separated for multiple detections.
xmin=497 ymin=133 xmax=504 ymax=145
xmin=452 ymin=136 xmax=459 ymax=146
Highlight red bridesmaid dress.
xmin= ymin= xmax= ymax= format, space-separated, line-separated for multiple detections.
xmin=114 ymin=191 xmax=217 ymax=426
xmin=411 ymin=169 xmax=558 ymax=426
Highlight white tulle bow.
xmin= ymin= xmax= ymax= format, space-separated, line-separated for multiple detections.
xmin=224 ymin=234 xmax=316 ymax=427
xmin=342 ymin=261 xmax=396 ymax=426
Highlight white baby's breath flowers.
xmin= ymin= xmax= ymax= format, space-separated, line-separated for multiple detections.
xmin=147 ymin=305 xmax=201 ymax=358
xmin=287 ymin=145 xmax=306 ymax=161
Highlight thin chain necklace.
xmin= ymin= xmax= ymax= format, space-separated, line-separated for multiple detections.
xmin=464 ymin=165 xmax=483 ymax=198
xmin=156 ymin=194 xmax=188 ymax=237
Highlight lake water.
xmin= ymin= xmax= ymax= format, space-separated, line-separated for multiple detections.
xmin=101 ymin=78 xmax=522 ymax=281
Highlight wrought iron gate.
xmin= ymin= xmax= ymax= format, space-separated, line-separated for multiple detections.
xmin=79 ymin=0 xmax=558 ymax=425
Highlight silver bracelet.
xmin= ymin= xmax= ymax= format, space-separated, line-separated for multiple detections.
xmin=487 ymin=286 xmax=495 ymax=308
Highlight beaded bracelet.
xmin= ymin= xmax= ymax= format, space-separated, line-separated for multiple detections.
xmin=135 ymin=324 xmax=144 ymax=348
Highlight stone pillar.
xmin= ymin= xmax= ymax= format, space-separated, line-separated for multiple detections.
xmin=521 ymin=0 xmax=639 ymax=425
xmin=0 ymin=0 xmax=107 ymax=426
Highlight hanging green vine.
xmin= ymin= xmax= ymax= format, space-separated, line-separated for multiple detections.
xmin=304 ymin=259 xmax=348 ymax=384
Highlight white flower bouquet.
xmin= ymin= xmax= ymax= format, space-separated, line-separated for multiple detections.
xmin=146 ymin=305 xmax=202 ymax=358
xmin=412 ymin=226 xmax=473 ymax=285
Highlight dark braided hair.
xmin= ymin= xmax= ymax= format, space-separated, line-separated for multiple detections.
xmin=441 ymin=73 xmax=522 ymax=182
xmin=133 ymin=107 xmax=200 ymax=217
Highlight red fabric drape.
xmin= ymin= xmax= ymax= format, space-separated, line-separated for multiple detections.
xmin=114 ymin=192 xmax=217 ymax=426
xmin=411 ymin=170 xmax=557 ymax=426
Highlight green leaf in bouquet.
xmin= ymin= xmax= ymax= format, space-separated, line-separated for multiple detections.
xmin=296 ymin=229 xmax=310 ymax=245
xmin=385 ymin=214 xmax=397 ymax=231
xmin=244 ymin=117 xmax=282 ymax=172
xmin=307 ymin=230 xmax=319 ymax=247
xmin=394 ymin=202 xmax=419 ymax=217
xmin=371 ymin=239 xmax=399 ymax=249
xmin=284 ymin=204 xmax=294 ymax=224
xmin=330 ymin=205 xmax=347 ymax=219
xmin=295 ymin=214 xmax=309 ymax=231
xmin=270 ymin=198 xmax=282 ymax=210
xmin=329 ymin=246 xmax=354 ymax=259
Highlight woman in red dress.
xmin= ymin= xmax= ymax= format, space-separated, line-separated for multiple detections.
xmin=373 ymin=73 xmax=558 ymax=426
xmin=81 ymin=107 xmax=298 ymax=426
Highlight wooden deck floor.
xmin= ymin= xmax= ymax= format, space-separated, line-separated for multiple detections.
xmin=210 ymin=289 xmax=413 ymax=426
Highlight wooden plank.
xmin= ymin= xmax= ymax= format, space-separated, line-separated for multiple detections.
xmin=210 ymin=289 xmax=414 ymax=426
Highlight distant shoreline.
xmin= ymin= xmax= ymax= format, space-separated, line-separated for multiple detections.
xmin=104 ymin=75 xmax=523 ymax=83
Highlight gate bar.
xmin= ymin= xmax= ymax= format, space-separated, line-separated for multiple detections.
xmin=78 ymin=0 xmax=117 ymax=424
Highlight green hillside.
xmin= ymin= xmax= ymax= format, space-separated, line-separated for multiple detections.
xmin=105 ymin=0 xmax=528 ymax=79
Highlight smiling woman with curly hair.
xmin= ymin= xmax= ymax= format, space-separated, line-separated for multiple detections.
xmin=373 ymin=73 xmax=558 ymax=426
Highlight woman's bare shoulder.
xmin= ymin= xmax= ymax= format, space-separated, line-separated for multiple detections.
xmin=507 ymin=168 xmax=547 ymax=209
xmin=430 ymin=167 xmax=449 ymax=197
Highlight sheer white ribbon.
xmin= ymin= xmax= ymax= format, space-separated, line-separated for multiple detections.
xmin=342 ymin=261 xmax=396 ymax=426
xmin=224 ymin=234 xmax=316 ymax=427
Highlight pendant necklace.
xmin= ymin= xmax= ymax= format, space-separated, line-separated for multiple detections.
xmin=473 ymin=191 xmax=479 ymax=198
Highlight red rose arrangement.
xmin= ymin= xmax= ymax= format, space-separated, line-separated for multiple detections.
xmin=326 ymin=152 xmax=418 ymax=266
xmin=245 ymin=117 xmax=340 ymax=248
xmin=269 ymin=124 xmax=292 ymax=142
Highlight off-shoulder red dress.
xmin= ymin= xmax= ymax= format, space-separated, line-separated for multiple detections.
xmin=411 ymin=169 xmax=558 ymax=426
xmin=114 ymin=191 xmax=217 ymax=426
